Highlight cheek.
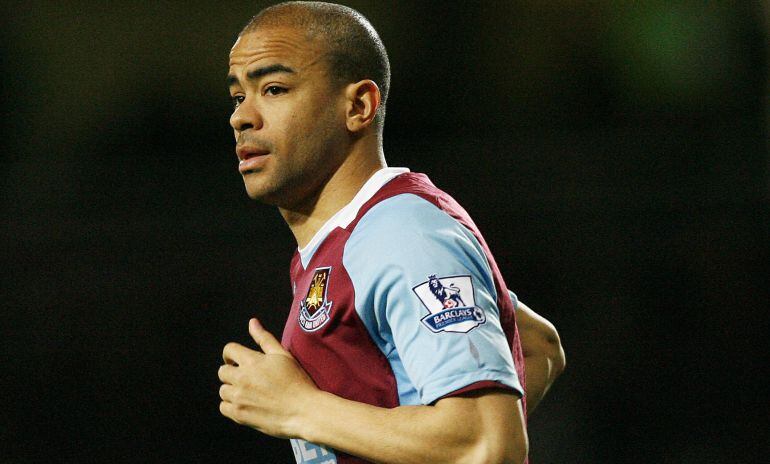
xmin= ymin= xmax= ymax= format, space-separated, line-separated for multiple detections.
xmin=285 ymin=107 xmax=322 ymax=143
xmin=274 ymin=95 xmax=341 ymax=157
xmin=281 ymin=111 xmax=305 ymax=146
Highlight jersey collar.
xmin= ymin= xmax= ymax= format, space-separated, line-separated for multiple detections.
xmin=298 ymin=167 xmax=410 ymax=267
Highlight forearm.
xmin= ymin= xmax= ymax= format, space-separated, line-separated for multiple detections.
xmin=296 ymin=389 xmax=525 ymax=464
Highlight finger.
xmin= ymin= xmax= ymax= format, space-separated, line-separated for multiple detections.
xmin=218 ymin=364 xmax=238 ymax=384
xmin=219 ymin=401 xmax=239 ymax=423
xmin=249 ymin=318 xmax=289 ymax=355
xmin=219 ymin=383 xmax=236 ymax=402
xmin=222 ymin=342 xmax=256 ymax=365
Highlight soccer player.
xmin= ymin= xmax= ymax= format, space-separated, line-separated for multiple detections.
xmin=217 ymin=3 xmax=564 ymax=463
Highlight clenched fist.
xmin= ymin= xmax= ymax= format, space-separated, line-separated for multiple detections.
xmin=218 ymin=318 xmax=319 ymax=438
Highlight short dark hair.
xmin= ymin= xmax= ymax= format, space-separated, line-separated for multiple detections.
xmin=241 ymin=2 xmax=391 ymax=131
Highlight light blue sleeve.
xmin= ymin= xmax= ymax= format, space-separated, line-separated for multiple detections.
xmin=344 ymin=193 xmax=523 ymax=405
xmin=508 ymin=289 xmax=519 ymax=310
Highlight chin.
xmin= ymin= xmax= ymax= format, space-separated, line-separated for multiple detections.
xmin=242 ymin=170 xmax=314 ymax=209
xmin=244 ymin=186 xmax=274 ymax=203
xmin=243 ymin=177 xmax=284 ymax=205
xmin=243 ymin=175 xmax=269 ymax=200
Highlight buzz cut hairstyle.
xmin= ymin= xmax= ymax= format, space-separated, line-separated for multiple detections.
xmin=241 ymin=1 xmax=391 ymax=132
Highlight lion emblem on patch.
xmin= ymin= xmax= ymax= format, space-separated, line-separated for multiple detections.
xmin=427 ymin=274 xmax=466 ymax=309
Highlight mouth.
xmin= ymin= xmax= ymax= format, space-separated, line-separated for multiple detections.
xmin=236 ymin=146 xmax=271 ymax=174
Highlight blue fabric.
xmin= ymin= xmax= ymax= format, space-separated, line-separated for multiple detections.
xmin=508 ymin=289 xmax=519 ymax=311
xmin=290 ymin=439 xmax=337 ymax=463
xmin=344 ymin=193 xmax=523 ymax=405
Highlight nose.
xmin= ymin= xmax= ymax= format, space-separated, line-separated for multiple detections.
xmin=229 ymin=96 xmax=263 ymax=133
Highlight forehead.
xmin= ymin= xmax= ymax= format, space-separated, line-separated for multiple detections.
xmin=229 ymin=26 xmax=322 ymax=69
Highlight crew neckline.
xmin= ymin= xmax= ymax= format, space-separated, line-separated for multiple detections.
xmin=297 ymin=167 xmax=409 ymax=267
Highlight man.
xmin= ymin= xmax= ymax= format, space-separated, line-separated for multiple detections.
xmin=218 ymin=3 xmax=564 ymax=463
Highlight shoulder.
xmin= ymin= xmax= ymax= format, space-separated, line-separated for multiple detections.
xmin=343 ymin=192 xmax=495 ymax=298
xmin=346 ymin=192 xmax=477 ymax=256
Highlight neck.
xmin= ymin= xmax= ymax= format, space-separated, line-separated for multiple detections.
xmin=279 ymin=138 xmax=386 ymax=249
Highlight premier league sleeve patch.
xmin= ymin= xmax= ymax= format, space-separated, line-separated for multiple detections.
xmin=412 ymin=274 xmax=486 ymax=333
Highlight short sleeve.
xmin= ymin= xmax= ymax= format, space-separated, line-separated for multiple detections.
xmin=508 ymin=290 xmax=519 ymax=311
xmin=344 ymin=193 xmax=523 ymax=405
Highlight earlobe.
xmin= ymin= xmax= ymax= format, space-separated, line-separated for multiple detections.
xmin=346 ymin=80 xmax=380 ymax=132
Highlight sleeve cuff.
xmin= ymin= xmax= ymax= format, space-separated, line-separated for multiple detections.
xmin=431 ymin=380 xmax=523 ymax=404
xmin=421 ymin=370 xmax=524 ymax=405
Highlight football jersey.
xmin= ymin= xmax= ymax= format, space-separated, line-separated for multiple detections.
xmin=282 ymin=168 xmax=527 ymax=464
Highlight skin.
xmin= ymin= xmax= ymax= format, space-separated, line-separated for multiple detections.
xmin=227 ymin=26 xmax=385 ymax=247
xmin=220 ymin=25 xmax=543 ymax=464
xmin=516 ymin=300 xmax=566 ymax=413
xmin=220 ymin=319 xmax=527 ymax=464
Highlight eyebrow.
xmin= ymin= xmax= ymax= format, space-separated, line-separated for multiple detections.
xmin=226 ymin=64 xmax=296 ymax=87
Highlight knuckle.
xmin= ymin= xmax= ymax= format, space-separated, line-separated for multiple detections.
xmin=220 ymin=401 xmax=243 ymax=425
xmin=223 ymin=342 xmax=238 ymax=353
xmin=231 ymin=405 xmax=246 ymax=423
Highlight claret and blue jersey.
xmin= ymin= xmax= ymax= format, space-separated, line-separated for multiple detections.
xmin=282 ymin=168 xmax=527 ymax=464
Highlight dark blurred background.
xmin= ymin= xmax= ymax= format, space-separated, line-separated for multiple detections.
xmin=1 ymin=1 xmax=768 ymax=463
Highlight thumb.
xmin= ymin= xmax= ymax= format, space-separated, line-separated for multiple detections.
xmin=249 ymin=318 xmax=289 ymax=355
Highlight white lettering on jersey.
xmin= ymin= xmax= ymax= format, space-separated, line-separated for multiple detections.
xmin=413 ymin=274 xmax=486 ymax=333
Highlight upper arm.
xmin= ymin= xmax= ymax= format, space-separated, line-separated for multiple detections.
xmin=434 ymin=390 xmax=528 ymax=464
xmin=345 ymin=194 xmax=523 ymax=405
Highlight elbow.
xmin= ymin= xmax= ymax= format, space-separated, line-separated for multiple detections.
xmin=551 ymin=336 xmax=566 ymax=378
xmin=521 ymin=311 xmax=566 ymax=381
xmin=542 ymin=324 xmax=566 ymax=379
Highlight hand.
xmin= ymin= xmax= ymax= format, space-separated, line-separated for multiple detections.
xmin=218 ymin=318 xmax=318 ymax=438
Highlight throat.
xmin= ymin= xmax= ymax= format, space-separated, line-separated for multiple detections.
xmin=280 ymin=153 xmax=387 ymax=249
xmin=281 ymin=208 xmax=327 ymax=250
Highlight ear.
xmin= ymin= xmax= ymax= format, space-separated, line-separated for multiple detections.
xmin=344 ymin=80 xmax=381 ymax=133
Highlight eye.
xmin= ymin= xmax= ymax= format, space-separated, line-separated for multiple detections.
xmin=264 ymin=85 xmax=288 ymax=96
xmin=230 ymin=95 xmax=245 ymax=109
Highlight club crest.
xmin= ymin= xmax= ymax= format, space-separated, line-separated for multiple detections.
xmin=413 ymin=274 xmax=486 ymax=333
xmin=298 ymin=267 xmax=333 ymax=332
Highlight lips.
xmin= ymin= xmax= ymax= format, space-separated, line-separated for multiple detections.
xmin=236 ymin=145 xmax=269 ymax=161
xmin=236 ymin=146 xmax=270 ymax=173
